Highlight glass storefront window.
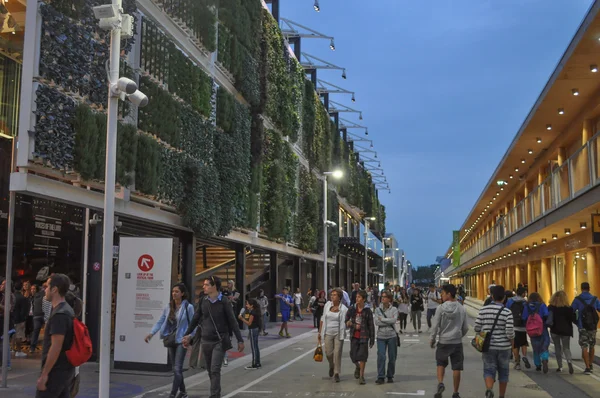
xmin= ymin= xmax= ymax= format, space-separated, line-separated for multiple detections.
xmin=552 ymin=256 xmax=565 ymax=293
xmin=573 ymin=251 xmax=588 ymax=297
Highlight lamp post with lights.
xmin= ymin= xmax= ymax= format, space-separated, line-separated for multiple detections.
xmin=323 ymin=170 xmax=343 ymax=293
xmin=364 ymin=217 xmax=376 ymax=288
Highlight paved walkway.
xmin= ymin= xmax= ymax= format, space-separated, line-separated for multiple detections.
xmin=3 ymin=307 xmax=600 ymax=397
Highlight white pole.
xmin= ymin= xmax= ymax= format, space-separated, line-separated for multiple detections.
xmin=99 ymin=1 xmax=122 ymax=395
xmin=1 ymin=138 xmax=15 ymax=388
xmin=323 ymin=177 xmax=328 ymax=294
xmin=382 ymin=239 xmax=385 ymax=287
xmin=364 ymin=220 xmax=368 ymax=289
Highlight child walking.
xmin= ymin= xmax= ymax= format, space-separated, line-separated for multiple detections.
xmin=239 ymin=299 xmax=262 ymax=370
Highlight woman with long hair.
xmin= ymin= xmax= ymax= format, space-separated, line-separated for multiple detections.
xmin=410 ymin=288 xmax=424 ymax=333
xmin=548 ymin=290 xmax=575 ymax=374
xmin=522 ymin=292 xmax=550 ymax=373
xmin=145 ymin=283 xmax=195 ymax=398
xmin=318 ymin=288 xmax=348 ymax=382
xmin=313 ymin=290 xmax=327 ymax=329
xmin=239 ymin=298 xmax=262 ymax=370
xmin=397 ymin=290 xmax=410 ymax=333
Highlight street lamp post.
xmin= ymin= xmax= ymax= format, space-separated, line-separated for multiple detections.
xmin=363 ymin=217 xmax=375 ymax=288
xmin=381 ymin=238 xmax=385 ymax=287
xmin=323 ymin=170 xmax=343 ymax=293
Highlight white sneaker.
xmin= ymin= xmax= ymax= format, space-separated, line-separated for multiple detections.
xmin=223 ymin=357 xmax=228 ymax=367
xmin=15 ymin=352 xmax=27 ymax=358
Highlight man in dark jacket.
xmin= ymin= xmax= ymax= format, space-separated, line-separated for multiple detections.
xmin=346 ymin=290 xmax=375 ymax=385
xmin=30 ymin=284 xmax=46 ymax=353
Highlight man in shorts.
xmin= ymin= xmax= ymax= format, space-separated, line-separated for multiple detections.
xmin=505 ymin=287 xmax=530 ymax=370
xmin=275 ymin=288 xmax=293 ymax=338
xmin=571 ymin=282 xmax=600 ymax=374
xmin=430 ymin=284 xmax=469 ymax=398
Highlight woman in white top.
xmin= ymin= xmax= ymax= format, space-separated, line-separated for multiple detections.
xmin=317 ymin=288 xmax=348 ymax=383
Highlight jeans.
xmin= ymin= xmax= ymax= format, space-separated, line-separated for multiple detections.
xmin=531 ymin=329 xmax=550 ymax=367
xmin=551 ymin=333 xmax=572 ymax=368
xmin=377 ymin=337 xmax=398 ymax=379
xmin=295 ymin=304 xmax=303 ymax=320
xmin=411 ymin=311 xmax=422 ymax=331
xmin=248 ymin=328 xmax=261 ymax=366
xmin=168 ymin=344 xmax=187 ymax=396
xmin=324 ymin=334 xmax=344 ymax=375
xmin=202 ymin=341 xmax=225 ymax=398
xmin=482 ymin=349 xmax=510 ymax=383
xmin=30 ymin=316 xmax=44 ymax=351
xmin=262 ymin=312 xmax=269 ymax=333
xmin=427 ymin=308 xmax=437 ymax=328
xmin=398 ymin=313 xmax=408 ymax=330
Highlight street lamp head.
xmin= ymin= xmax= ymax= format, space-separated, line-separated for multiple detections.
xmin=365 ymin=217 xmax=376 ymax=221
xmin=324 ymin=170 xmax=343 ymax=179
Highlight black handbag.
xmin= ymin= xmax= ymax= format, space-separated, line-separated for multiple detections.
xmin=163 ymin=303 xmax=190 ymax=348
xmin=208 ymin=303 xmax=233 ymax=352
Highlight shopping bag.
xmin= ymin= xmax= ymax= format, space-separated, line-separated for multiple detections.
xmin=313 ymin=343 xmax=323 ymax=362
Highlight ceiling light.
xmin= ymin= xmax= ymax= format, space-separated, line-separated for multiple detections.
xmin=521 ymin=159 xmax=526 ymax=164
xmin=509 ymin=174 xmax=513 ymax=179
xmin=546 ymin=124 xmax=552 ymax=130
xmin=508 ymin=253 xmax=511 ymax=257
xmin=565 ymin=228 xmax=571 ymax=235
xmin=536 ymin=137 xmax=542 ymax=143
xmin=314 ymin=0 xmax=320 ymax=11
xmin=528 ymin=149 xmax=533 ymax=154
xmin=515 ymin=167 xmax=519 ymax=172
xmin=552 ymin=234 xmax=558 ymax=240
xmin=493 ymin=197 xmax=496 ymax=200
xmin=330 ymin=38 xmax=335 ymax=51
xmin=500 ymin=187 xmax=504 ymax=191
xmin=581 ymin=222 xmax=587 ymax=229
xmin=496 ymin=192 xmax=500 ymax=196
xmin=513 ymin=250 xmax=517 ymax=254
xmin=542 ymin=238 xmax=547 ymax=244
xmin=572 ymin=88 xmax=579 ymax=96
xmin=533 ymin=242 xmax=538 ymax=247
xmin=592 ymin=64 xmax=598 ymax=73
xmin=525 ymin=246 xmax=530 ymax=250
xmin=558 ymin=108 xmax=564 ymax=115
xmin=519 ymin=248 xmax=523 ymax=253
xmin=489 ymin=201 xmax=492 ymax=205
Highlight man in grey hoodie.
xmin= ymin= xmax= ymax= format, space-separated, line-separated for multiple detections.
xmin=430 ymin=284 xmax=469 ymax=398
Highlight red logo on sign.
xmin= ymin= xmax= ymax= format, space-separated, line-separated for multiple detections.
xmin=138 ymin=254 xmax=154 ymax=272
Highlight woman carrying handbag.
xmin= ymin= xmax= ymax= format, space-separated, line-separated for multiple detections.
xmin=318 ymin=288 xmax=348 ymax=382
xmin=145 ymin=283 xmax=195 ymax=398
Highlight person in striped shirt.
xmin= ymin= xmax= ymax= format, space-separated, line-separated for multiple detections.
xmin=474 ymin=285 xmax=515 ymax=398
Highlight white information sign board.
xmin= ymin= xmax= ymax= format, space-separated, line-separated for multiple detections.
xmin=114 ymin=237 xmax=173 ymax=366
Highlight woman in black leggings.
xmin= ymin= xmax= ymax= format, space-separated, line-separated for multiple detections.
xmin=396 ymin=290 xmax=410 ymax=333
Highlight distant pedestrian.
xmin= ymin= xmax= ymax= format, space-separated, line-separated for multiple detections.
xmin=313 ymin=290 xmax=327 ymax=330
xmin=474 ymin=285 xmax=514 ymax=398
xmin=548 ymin=290 xmax=575 ymax=374
xmin=275 ymin=288 xmax=293 ymax=338
xmin=293 ymin=288 xmax=304 ymax=321
xmin=397 ymin=290 xmax=410 ymax=334
xmin=375 ymin=290 xmax=399 ymax=384
xmin=257 ymin=290 xmax=269 ymax=336
xmin=430 ymin=284 xmax=468 ymax=398
xmin=570 ymin=282 xmax=600 ymax=375
xmin=183 ymin=276 xmax=244 ymax=398
xmin=410 ymin=288 xmax=424 ymax=333
xmin=36 ymin=273 xmax=75 ymax=398
xmin=145 ymin=283 xmax=195 ymax=398
xmin=346 ymin=290 xmax=375 ymax=385
xmin=239 ymin=299 xmax=262 ymax=370
xmin=523 ymin=292 xmax=550 ymax=373
xmin=427 ymin=284 xmax=442 ymax=331
xmin=318 ymin=288 xmax=348 ymax=382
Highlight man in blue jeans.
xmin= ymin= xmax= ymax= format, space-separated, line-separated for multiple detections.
xmin=474 ymin=285 xmax=514 ymax=398
xmin=375 ymin=290 xmax=399 ymax=384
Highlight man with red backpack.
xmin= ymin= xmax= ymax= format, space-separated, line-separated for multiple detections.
xmin=571 ymin=282 xmax=600 ymax=375
xmin=36 ymin=273 xmax=76 ymax=398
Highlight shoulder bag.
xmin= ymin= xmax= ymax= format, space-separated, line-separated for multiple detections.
xmin=163 ymin=303 xmax=190 ymax=348
xmin=378 ymin=307 xmax=401 ymax=347
xmin=472 ymin=307 xmax=503 ymax=353
xmin=207 ymin=301 xmax=233 ymax=352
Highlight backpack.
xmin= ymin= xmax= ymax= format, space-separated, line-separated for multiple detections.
xmin=525 ymin=305 xmax=544 ymax=337
xmin=54 ymin=305 xmax=92 ymax=367
xmin=510 ymin=301 xmax=525 ymax=328
xmin=577 ymin=296 xmax=600 ymax=331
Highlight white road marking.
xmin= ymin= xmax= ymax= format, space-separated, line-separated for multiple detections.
xmin=222 ymin=349 xmax=314 ymax=398
xmin=386 ymin=391 xmax=425 ymax=396
xmin=403 ymin=339 xmax=420 ymax=342
xmin=239 ymin=391 xmax=272 ymax=394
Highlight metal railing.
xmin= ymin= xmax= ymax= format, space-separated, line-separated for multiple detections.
xmin=461 ymin=133 xmax=600 ymax=264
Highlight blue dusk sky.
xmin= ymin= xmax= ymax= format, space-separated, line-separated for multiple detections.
xmin=276 ymin=0 xmax=594 ymax=267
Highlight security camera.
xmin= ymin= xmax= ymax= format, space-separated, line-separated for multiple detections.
xmin=89 ymin=213 xmax=102 ymax=226
xmin=128 ymin=90 xmax=149 ymax=108
xmin=325 ymin=220 xmax=337 ymax=227
xmin=116 ymin=77 xmax=138 ymax=95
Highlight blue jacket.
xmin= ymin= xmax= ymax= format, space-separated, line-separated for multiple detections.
xmin=522 ymin=302 xmax=549 ymax=324
xmin=571 ymin=292 xmax=600 ymax=330
xmin=151 ymin=300 xmax=195 ymax=344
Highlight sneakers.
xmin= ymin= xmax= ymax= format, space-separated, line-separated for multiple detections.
xmin=15 ymin=352 xmax=27 ymax=358
xmin=223 ymin=357 xmax=228 ymax=367
xmin=514 ymin=363 xmax=521 ymax=371
xmin=434 ymin=382 xmax=445 ymax=398
xmin=542 ymin=360 xmax=548 ymax=374
xmin=245 ymin=364 xmax=261 ymax=370
xmin=279 ymin=331 xmax=284 ymax=337
xmin=536 ymin=366 xmax=541 ymax=372
xmin=354 ymin=366 xmax=361 ymax=379
xmin=451 ymin=393 xmax=461 ymax=398
xmin=286 ymin=333 xmax=291 ymax=338
xmin=522 ymin=357 xmax=531 ymax=369
xmin=334 ymin=374 xmax=340 ymax=383
xmin=376 ymin=378 xmax=385 ymax=385
xmin=556 ymin=368 xmax=562 ymax=372
xmin=359 ymin=376 xmax=366 ymax=385
xmin=485 ymin=389 xmax=494 ymax=398
xmin=387 ymin=377 xmax=394 ymax=383
xmin=176 ymin=393 xmax=188 ymax=398
xmin=263 ymin=332 xmax=269 ymax=336
xmin=584 ymin=368 xmax=592 ymax=375
xmin=329 ymin=367 xmax=334 ymax=378
xmin=568 ymin=362 xmax=574 ymax=375
xmin=418 ymin=330 xmax=423 ymax=333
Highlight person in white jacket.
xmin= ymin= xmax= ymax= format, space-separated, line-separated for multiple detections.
xmin=430 ymin=284 xmax=469 ymax=398
xmin=317 ymin=288 xmax=348 ymax=383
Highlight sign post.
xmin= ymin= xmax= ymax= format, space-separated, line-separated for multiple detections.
xmin=113 ymin=237 xmax=173 ymax=371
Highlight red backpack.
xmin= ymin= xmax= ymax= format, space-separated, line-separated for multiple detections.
xmin=66 ymin=317 xmax=93 ymax=367
xmin=525 ymin=305 xmax=544 ymax=337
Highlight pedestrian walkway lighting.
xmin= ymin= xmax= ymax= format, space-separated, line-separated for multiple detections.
xmin=558 ymin=108 xmax=564 ymax=115
xmin=521 ymin=159 xmax=526 ymax=164
xmin=316 ymin=79 xmax=356 ymax=101
xmin=314 ymin=0 xmax=320 ymax=12
xmin=280 ymin=19 xmax=335 ymax=51
xmin=509 ymin=174 xmax=514 ymax=179
xmin=302 ymin=52 xmax=347 ymax=79
xmin=322 ymin=170 xmax=344 ymax=292
xmin=581 ymin=222 xmax=587 ymax=229
xmin=572 ymin=88 xmax=579 ymax=96
xmin=330 ymin=38 xmax=335 ymax=51
xmin=552 ymin=234 xmax=558 ymax=240
xmin=565 ymin=228 xmax=571 ymax=235
xmin=591 ymin=65 xmax=598 ymax=73
xmin=546 ymin=124 xmax=552 ymax=130
xmin=542 ymin=238 xmax=547 ymax=244
xmin=515 ymin=167 xmax=519 ymax=172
